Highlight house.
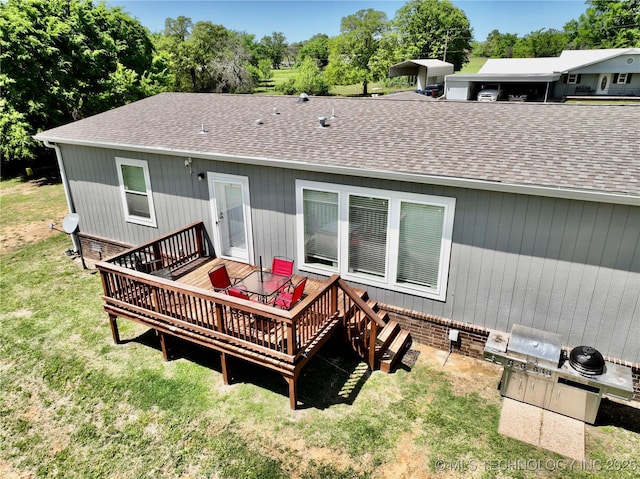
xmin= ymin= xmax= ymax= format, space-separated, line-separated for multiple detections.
xmin=445 ymin=48 xmax=640 ymax=101
xmin=35 ymin=93 xmax=640 ymax=400
xmin=388 ymin=59 xmax=454 ymax=94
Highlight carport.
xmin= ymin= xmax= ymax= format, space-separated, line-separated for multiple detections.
xmin=444 ymin=73 xmax=561 ymax=102
xmin=389 ymin=59 xmax=454 ymax=93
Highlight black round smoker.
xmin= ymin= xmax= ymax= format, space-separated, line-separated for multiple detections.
xmin=568 ymin=345 xmax=606 ymax=376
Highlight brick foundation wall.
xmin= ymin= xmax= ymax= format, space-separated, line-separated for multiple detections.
xmin=79 ymin=234 xmax=131 ymax=261
xmin=380 ymin=303 xmax=640 ymax=402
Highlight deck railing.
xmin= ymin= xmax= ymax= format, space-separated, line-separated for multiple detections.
xmin=337 ymin=279 xmax=386 ymax=369
xmin=99 ymin=258 xmax=344 ymax=362
xmin=108 ymin=221 xmax=209 ymax=275
xmin=98 ymin=223 xmax=384 ymax=369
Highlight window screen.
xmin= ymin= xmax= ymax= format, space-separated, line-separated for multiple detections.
xmin=120 ymin=164 xmax=150 ymax=218
xmin=303 ymin=189 xmax=338 ymax=268
xmin=397 ymin=202 xmax=444 ymax=289
xmin=348 ymin=195 xmax=388 ymax=277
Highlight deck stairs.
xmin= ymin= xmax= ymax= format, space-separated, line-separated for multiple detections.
xmin=340 ymin=286 xmax=412 ymax=373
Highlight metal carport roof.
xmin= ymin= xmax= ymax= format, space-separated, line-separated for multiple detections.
xmin=446 ymin=73 xmax=561 ymax=83
xmin=390 ymin=59 xmax=454 ymax=78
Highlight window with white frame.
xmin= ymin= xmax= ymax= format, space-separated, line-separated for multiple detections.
xmin=567 ymin=73 xmax=580 ymax=84
xmin=296 ymin=180 xmax=456 ymax=301
xmin=115 ymin=157 xmax=157 ymax=227
xmin=616 ymin=73 xmax=628 ymax=84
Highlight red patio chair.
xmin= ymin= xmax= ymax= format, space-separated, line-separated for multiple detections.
xmin=272 ymin=277 xmax=307 ymax=310
xmin=271 ymin=256 xmax=294 ymax=277
xmin=226 ymin=287 xmax=252 ymax=301
xmin=208 ymin=263 xmax=237 ymax=292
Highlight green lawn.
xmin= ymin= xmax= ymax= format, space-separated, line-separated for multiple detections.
xmin=460 ymin=56 xmax=487 ymax=74
xmin=1 ymin=178 xmax=638 ymax=478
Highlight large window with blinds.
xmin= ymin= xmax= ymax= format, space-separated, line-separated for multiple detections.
xmin=296 ymin=180 xmax=455 ymax=301
xmin=115 ymin=157 xmax=157 ymax=227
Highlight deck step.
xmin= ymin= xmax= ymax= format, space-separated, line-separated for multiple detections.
xmin=379 ymin=330 xmax=411 ymax=373
xmin=375 ymin=320 xmax=398 ymax=352
xmin=348 ymin=298 xmax=379 ymax=330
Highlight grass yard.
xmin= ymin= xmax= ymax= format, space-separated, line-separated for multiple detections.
xmin=460 ymin=57 xmax=488 ymax=74
xmin=1 ymin=178 xmax=639 ymax=478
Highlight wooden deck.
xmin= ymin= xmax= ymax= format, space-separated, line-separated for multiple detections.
xmin=176 ymin=257 xmax=330 ymax=312
xmin=97 ymin=222 xmax=403 ymax=409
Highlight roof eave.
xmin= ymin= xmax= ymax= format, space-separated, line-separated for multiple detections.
xmin=35 ymin=135 xmax=640 ymax=207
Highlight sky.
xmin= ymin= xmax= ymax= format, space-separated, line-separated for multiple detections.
xmin=106 ymin=0 xmax=589 ymax=43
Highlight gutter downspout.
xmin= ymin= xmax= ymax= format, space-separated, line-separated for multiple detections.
xmin=42 ymin=140 xmax=80 ymax=252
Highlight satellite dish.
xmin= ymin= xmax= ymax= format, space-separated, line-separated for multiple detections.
xmin=62 ymin=213 xmax=80 ymax=234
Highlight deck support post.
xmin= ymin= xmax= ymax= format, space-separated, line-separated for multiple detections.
xmin=286 ymin=376 xmax=298 ymax=410
xmin=109 ymin=314 xmax=121 ymax=344
xmin=158 ymin=330 xmax=170 ymax=361
xmin=368 ymin=320 xmax=378 ymax=370
xmin=220 ymin=352 xmax=231 ymax=384
xmin=286 ymin=324 xmax=295 ymax=355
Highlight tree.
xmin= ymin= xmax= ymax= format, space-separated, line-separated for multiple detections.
xmin=293 ymin=57 xmax=330 ymax=95
xmin=275 ymin=57 xmax=329 ymax=95
xmin=297 ymin=34 xmax=330 ymax=68
xmin=393 ymin=0 xmax=472 ymax=70
xmin=474 ymin=30 xmax=519 ymax=58
xmin=156 ymin=18 xmax=255 ymax=93
xmin=513 ymin=28 xmax=568 ymax=57
xmin=260 ymin=31 xmax=288 ymax=68
xmin=324 ymin=9 xmax=389 ymax=95
xmin=564 ymin=0 xmax=640 ymax=49
xmin=0 ymin=0 xmax=167 ymax=162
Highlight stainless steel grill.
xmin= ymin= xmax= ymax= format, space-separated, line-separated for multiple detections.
xmin=484 ymin=324 xmax=634 ymax=424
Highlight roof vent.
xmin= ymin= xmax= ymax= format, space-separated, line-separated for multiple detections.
xmin=272 ymin=107 xmax=279 ymax=115
xmin=318 ymin=116 xmax=328 ymax=128
xmin=298 ymin=92 xmax=309 ymax=102
xmin=255 ymin=119 xmax=264 ymax=125
xmin=198 ymin=123 xmax=208 ymax=134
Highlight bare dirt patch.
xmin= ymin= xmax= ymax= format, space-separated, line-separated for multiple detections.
xmin=0 ymin=462 xmax=34 ymax=479
xmin=407 ymin=344 xmax=502 ymax=401
xmin=1 ymin=222 xmax=62 ymax=254
xmin=0 ymin=179 xmax=67 ymax=254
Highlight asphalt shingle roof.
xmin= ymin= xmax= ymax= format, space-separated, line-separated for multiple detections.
xmin=36 ymin=92 xmax=640 ymax=199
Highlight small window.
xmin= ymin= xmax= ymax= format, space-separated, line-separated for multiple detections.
xmin=616 ymin=73 xmax=628 ymax=84
xmin=567 ymin=74 xmax=580 ymax=84
xmin=115 ymin=157 xmax=157 ymax=227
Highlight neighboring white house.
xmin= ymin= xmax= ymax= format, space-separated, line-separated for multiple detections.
xmin=445 ymin=48 xmax=640 ymax=101
xmin=389 ymin=59 xmax=454 ymax=92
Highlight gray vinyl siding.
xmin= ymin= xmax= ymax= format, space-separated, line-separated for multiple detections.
xmin=571 ymin=54 xmax=640 ymax=74
xmin=60 ymin=145 xmax=210 ymax=246
xmin=59 ymin=145 xmax=640 ymax=363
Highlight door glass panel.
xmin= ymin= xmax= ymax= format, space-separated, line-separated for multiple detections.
xmin=215 ymin=182 xmax=246 ymax=256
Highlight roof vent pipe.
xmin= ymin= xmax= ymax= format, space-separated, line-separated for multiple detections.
xmin=318 ymin=116 xmax=328 ymax=127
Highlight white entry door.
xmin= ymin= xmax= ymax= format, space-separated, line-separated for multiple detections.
xmin=596 ymin=73 xmax=612 ymax=94
xmin=209 ymin=173 xmax=253 ymax=262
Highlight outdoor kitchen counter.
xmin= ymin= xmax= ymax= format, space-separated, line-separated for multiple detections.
xmin=558 ymin=360 xmax=634 ymax=400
